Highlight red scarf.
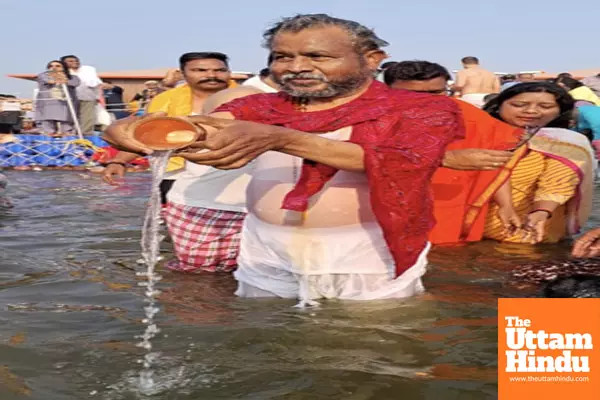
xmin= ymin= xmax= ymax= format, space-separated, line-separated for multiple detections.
xmin=216 ymin=81 xmax=464 ymax=276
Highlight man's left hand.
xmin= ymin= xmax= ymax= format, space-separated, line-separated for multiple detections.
xmin=176 ymin=116 xmax=290 ymax=169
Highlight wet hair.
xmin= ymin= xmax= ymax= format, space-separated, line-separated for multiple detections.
xmin=178 ymin=52 xmax=229 ymax=71
xmin=461 ymin=56 xmax=479 ymax=65
xmin=263 ymin=14 xmax=389 ymax=53
xmin=383 ymin=60 xmax=451 ymax=86
xmin=259 ymin=68 xmax=270 ymax=78
xmin=555 ymin=75 xmax=583 ymax=91
xmin=46 ymin=60 xmax=72 ymax=79
xmin=557 ymin=72 xmax=572 ymax=79
xmin=483 ymin=93 xmax=499 ymax=104
xmin=542 ymin=275 xmax=600 ymax=298
xmin=483 ymin=82 xmax=575 ymax=129
xmin=380 ymin=61 xmax=398 ymax=70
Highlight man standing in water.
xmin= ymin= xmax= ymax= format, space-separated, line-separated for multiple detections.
xmin=453 ymin=57 xmax=500 ymax=107
xmin=104 ymin=14 xmax=464 ymax=301
xmin=104 ymin=52 xmax=254 ymax=274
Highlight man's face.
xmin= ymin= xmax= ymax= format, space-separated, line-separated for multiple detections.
xmin=269 ymin=26 xmax=374 ymax=98
xmin=48 ymin=61 xmax=63 ymax=72
xmin=390 ymin=77 xmax=448 ymax=95
xmin=64 ymin=57 xmax=80 ymax=70
xmin=182 ymin=59 xmax=231 ymax=91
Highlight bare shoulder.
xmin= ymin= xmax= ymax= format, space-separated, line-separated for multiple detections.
xmin=203 ymin=86 xmax=265 ymax=113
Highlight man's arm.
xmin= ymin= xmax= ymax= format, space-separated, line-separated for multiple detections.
xmin=207 ymin=110 xmax=364 ymax=171
xmin=182 ymin=97 xmax=462 ymax=172
xmin=452 ymin=70 xmax=466 ymax=96
xmin=278 ymin=134 xmax=365 ymax=172
xmin=492 ymin=75 xmax=501 ymax=93
xmin=203 ymin=87 xmax=263 ymax=114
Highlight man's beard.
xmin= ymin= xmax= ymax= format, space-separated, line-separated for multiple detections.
xmin=274 ymin=71 xmax=370 ymax=99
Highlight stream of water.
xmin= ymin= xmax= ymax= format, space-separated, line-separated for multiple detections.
xmin=135 ymin=151 xmax=172 ymax=393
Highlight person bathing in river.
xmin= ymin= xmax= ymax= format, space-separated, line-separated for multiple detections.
xmin=480 ymin=82 xmax=595 ymax=244
xmin=103 ymin=13 xmax=464 ymax=301
xmin=384 ymin=60 xmax=522 ymax=245
xmin=103 ymin=52 xmax=254 ymax=274
xmin=452 ymin=57 xmax=500 ymax=108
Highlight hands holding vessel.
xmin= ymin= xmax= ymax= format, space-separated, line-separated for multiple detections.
xmin=102 ymin=113 xmax=289 ymax=169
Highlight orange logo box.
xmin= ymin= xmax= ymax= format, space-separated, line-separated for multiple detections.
xmin=498 ymin=298 xmax=600 ymax=399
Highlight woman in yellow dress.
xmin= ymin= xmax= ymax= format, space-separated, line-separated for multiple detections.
xmin=463 ymin=82 xmax=595 ymax=244
xmin=555 ymin=75 xmax=600 ymax=106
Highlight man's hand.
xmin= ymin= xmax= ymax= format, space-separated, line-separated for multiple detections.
xmin=102 ymin=163 xmax=126 ymax=186
xmin=176 ymin=115 xmax=290 ymax=169
xmin=442 ymin=149 xmax=513 ymax=171
xmin=102 ymin=113 xmax=166 ymax=155
xmin=572 ymin=228 xmax=600 ymax=258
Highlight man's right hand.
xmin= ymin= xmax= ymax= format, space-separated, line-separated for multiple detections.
xmin=102 ymin=163 xmax=126 ymax=186
xmin=442 ymin=149 xmax=513 ymax=171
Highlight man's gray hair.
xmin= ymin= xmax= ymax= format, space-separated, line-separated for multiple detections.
xmin=263 ymin=14 xmax=389 ymax=53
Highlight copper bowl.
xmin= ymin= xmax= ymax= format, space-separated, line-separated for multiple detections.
xmin=131 ymin=116 xmax=205 ymax=150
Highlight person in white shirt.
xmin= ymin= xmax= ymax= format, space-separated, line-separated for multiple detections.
xmin=162 ymin=64 xmax=279 ymax=273
xmin=60 ymin=55 xmax=102 ymax=134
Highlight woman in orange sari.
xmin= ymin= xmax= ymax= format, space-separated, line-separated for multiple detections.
xmin=471 ymin=82 xmax=596 ymax=244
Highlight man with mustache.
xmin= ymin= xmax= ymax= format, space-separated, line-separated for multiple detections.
xmin=104 ymin=14 xmax=464 ymax=302
xmin=104 ymin=52 xmax=253 ymax=274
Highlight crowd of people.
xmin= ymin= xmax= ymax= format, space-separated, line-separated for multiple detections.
xmin=3 ymin=13 xmax=600 ymax=299
xmin=0 ymin=58 xmax=196 ymax=138
xmin=96 ymin=13 xmax=600 ymax=302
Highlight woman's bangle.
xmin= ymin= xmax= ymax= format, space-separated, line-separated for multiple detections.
xmin=105 ymin=161 xmax=127 ymax=168
xmin=529 ymin=209 xmax=553 ymax=219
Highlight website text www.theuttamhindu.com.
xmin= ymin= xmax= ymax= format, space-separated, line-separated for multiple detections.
xmin=509 ymin=376 xmax=590 ymax=383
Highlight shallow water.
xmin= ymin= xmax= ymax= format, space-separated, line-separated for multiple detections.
xmin=1 ymin=171 xmax=598 ymax=400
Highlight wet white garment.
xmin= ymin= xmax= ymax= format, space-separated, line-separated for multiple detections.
xmin=460 ymin=93 xmax=488 ymax=108
xmin=242 ymin=76 xmax=278 ymax=93
xmin=234 ymin=214 xmax=430 ymax=301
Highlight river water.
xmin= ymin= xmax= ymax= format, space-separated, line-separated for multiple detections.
xmin=1 ymin=171 xmax=598 ymax=400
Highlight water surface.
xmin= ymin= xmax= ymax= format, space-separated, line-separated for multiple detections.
xmin=1 ymin=171 xmax=597 ymax=399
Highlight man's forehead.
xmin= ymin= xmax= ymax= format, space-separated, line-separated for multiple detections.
xmin=392 ymin=78 xmax=446 ymax=89
xmin=271 ymin=26 xmax=354 ymax=52
xmin=185 ymin=59 xmax=227 ymax=68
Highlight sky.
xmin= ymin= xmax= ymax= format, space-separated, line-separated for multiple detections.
xmin=1 ymin=0 xmax=596 ymax=97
